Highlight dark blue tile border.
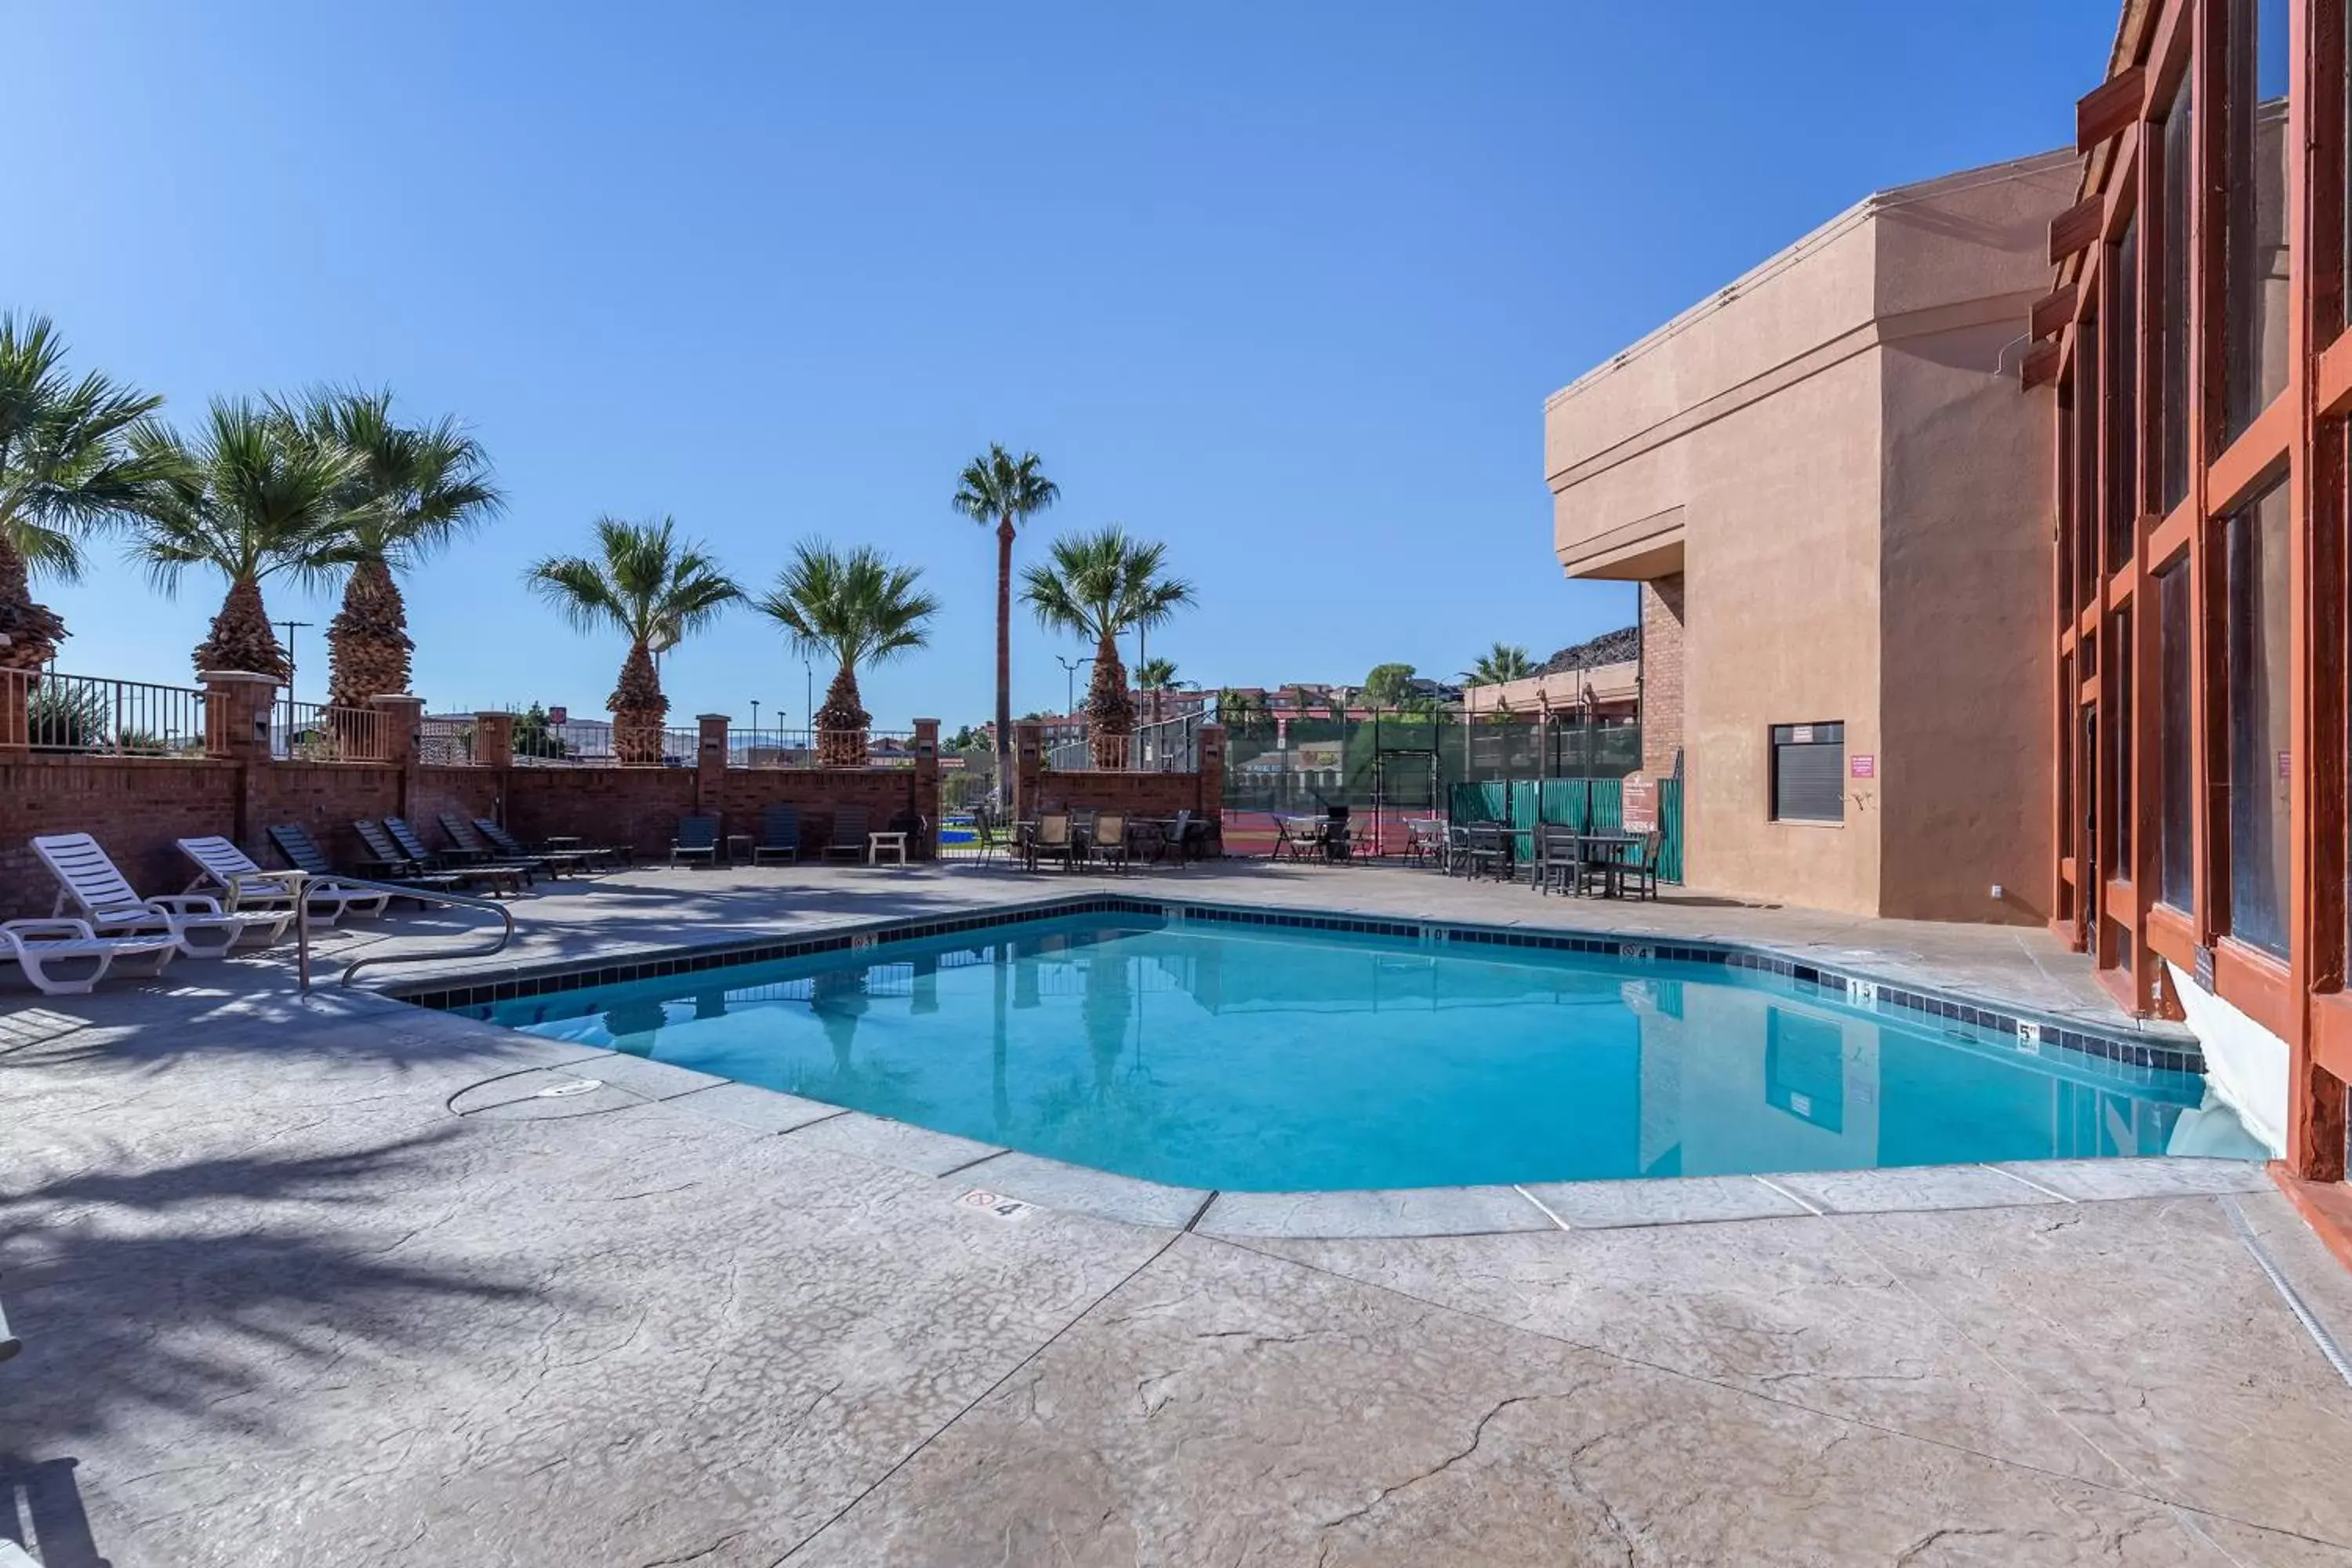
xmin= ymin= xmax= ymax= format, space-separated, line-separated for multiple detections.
xmin=385 ymin=892 xmax=2204 ymax=1078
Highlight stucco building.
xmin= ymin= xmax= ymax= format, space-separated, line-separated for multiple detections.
xmin=1544 ymin=152 xmax=2078 ymax=922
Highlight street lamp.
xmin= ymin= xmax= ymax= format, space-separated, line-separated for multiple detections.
xmin=750 ymin=699 xmax=760 ymax=762
xmin=1055 ymin=652 xmax=1083 ymax=718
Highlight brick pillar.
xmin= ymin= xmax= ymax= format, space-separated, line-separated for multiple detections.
xmin=0 ymin=670 xmax=27 ymax=756
xmin=695 ymin=713 xmax=729 ymax=814
xmin=911 ymin=718 xmax=940 ymax=858
xmin=1639 ymin=573 xmax=1686 ymax=778
xmin=1196 ymin=723 xmax=1226 ymax=858
xmin=1013 ymin=720 xmax=1044 ymax=824
xmin=372 ymin=694 xmax=425 ymax=766
xmin=474 ymin=710 xmax=515 ymax=771
xmin=201 ymin=670 xmax=279 ymax=855
xmin=201 ymin=670 xmax=278 ymax=761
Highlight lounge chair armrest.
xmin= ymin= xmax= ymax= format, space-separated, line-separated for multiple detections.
xmin=146 ymin=894 xmax=225 ymax=915
xmin=3 ymin=918 xmax=97 ymax=940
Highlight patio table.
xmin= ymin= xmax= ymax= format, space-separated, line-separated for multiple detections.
xmin=1570 ymin=829 xmax=1646 ymax=898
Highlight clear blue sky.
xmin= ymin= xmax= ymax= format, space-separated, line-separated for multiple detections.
xmin=9 ymin=2 xmax=2113 ymax=731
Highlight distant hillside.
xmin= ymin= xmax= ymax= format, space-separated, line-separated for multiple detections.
xmin=1541 ymin=626 xmax=1638 ymax=674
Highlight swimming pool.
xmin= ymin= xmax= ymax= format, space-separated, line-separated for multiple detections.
xmin=452 ymin=909 xmax=2242 ymax=1192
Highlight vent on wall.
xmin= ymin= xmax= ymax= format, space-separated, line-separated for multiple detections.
xmin=1771 ymin=722 xmax=1845 ymax=823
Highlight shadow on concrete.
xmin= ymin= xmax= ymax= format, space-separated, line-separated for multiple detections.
xmin=0 ymin=1456 xmax=110 ymax=1568
xmin=0 ymin=1128 xmax=557 ymax=1450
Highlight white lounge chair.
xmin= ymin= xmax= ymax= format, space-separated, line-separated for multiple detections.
xmin=32 ymin=833 xmax=292 ymax=956
xmin=176 ymin=835 xmax=392 ymax=927
xmin=0 ymin=919 xmax=177 ymax=996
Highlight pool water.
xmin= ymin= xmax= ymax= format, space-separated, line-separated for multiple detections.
xmin=466 ymin=916 xmax=2229 ymax=1192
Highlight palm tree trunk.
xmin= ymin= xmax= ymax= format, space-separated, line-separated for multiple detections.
xmin=326 ymin=557 xmax=413 ymax=709
xmin=194 ymin=576 xmax=289 ymax=679
xmin=815 ymin=662 xmax=870 ymax=768
xmin=610 ymin=639 xmax=667 ymax=764
xmin=994 ymin=515 xmax=1014 ymax=807
xmin=0 ymin=532 xmax=66 ymax=675
xmin=1085 ymin=628 xmax=1134 ymax=769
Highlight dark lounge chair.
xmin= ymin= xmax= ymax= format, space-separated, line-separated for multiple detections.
xmin=315 ymin=822 xmax=467 ymax=898
xmin=824 ymin=807 xmax=869 ymax=862
xmin=474 ymin=818 xmax=618 ymax=871
xmin=387 ymin=816 xmax=533 ymax=891
xmin=753 ymin=804 xmax=800 ymax=865
xmin=671 ymin=815 xmax=720 ymax=867
xmin=440 ymin=813 xmax=562 ymax=877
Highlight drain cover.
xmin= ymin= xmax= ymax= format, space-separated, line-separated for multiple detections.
xmin=535 ymin=1078 xmax=604 ymax=1098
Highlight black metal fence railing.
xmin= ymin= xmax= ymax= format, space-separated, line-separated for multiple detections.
xmin=5 ymin=669 xmax=209 ymax=757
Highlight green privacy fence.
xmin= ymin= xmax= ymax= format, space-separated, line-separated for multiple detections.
xmin=1448 ymin=776 xmax=1684 ymax=884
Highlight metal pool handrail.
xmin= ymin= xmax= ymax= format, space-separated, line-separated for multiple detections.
xmin=331 ymin=877 xmax=517 ymax=989
xmin=227 ymin=869 xmax=518 ymax=989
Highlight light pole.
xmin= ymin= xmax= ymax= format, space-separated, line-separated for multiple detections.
xmin=277 ymin=618 xmax=313 ymax=743
xmin=1055 ymin=653 xmax=1083 ymax=718
xmin=750 ymin=699 xmax=760 ymax=762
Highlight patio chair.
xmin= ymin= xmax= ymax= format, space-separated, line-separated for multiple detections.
xmin=752 ymin=804 xmax=801 ymax=864
xmin=441 ymin=814 xmax=566 ymax=878
xmin=1 ymin=919 xmax=177 ymax=996
xmin=32 ymin=833 xmax=291 ymax=956
xmin=1324 ymin=804 xmax=1352 ymax=862
xmin=474 ymin=818 xmax=616 ymax=871
xmin=824 ymin=807 xmax=869 ymax=862
xmin=671 ymin=814 xmax=720 ymax=868
xmin=964 ymin=802 xmax=1002 ymax=865
xmin=1028 ymin=811 xmax=1077 ymax=872
xmin=386 ymin=818 xmax=532 ymax=894
xmin=1087 ymin=811 xmax=1131 ymax=873
xmin=178 ymin=835 xmax=391 ymax=925
xmin=1275 ymin=814 xmax=1327 ymax=863
xmin=1534 ymin=827 xmax=1584 ymax=897
xmin=1619 ymin=829 xmax=1665 ymax=902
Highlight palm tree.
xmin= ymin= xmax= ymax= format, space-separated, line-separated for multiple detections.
xmin=950 ymin=445 xmax=1057 ymax=802
xmin=1465 ymin=641 xmax=1536 ymax=686
xmin=126 ymin=399 xmax=360 ymax=679
xmin=524 ymin=516 xmax=740 ymax=764
xmin=0 ymin=313 xmax=180 ymax=671
xmin=753 ymin=541 xmax=939 ymax=767
xmin=1021 ymin=527 xmax=1194 ymax=768
xmin=292 ymin=388 xmax=504 ymax=709
xmin=1138 ymin=655 xmax=1180 ymax=724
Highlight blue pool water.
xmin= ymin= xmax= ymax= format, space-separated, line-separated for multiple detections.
xmin=465 ymin=916 xmax=2222 ymax=1191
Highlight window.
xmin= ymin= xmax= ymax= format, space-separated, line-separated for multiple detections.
xmin=2158 ymin=73 xmax=2193 ymax=513
xmin=2114 ymin=605 xmax=2133 ymax=872
xmin=2226 ymin=481 xmax=2292 ymax=956
xmin=2076 ymin=314 xmax=2103 ymax=608
xmin=2158 ymin=558 xmax=2194 ymax=910
xmin=2222 ymin=0 xmax=2291 ymax=441
xmin=1770 ymin=722 xmax=1845 ymax=823
xmin=2109 ymin=220 xmax=2141 ymax=573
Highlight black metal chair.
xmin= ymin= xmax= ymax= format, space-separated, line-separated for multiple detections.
xmin=824 ymin=807 xmax=869 ymax=862
xmin=753 ymin=804 xmax=801 ymax=864
xmin=671 ymin=815 xmax=720 ymax=868
xmin=471 ymin=818 xmax=608 ymax=873
xmin=1323 ymin=804 xmax=1352 ymax=862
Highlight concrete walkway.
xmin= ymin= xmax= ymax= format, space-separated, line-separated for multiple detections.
xmin=4 ymin=866 xmax=2347 ymax=1566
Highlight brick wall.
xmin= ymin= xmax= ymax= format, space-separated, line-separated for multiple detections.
xmin=0 ymin=753 xmax=943 ymax=917
xmin=1641 ymin=572 xmax=1686 ymax=777
xmin=1031 ymin=771 xmax=1207 ymax=819
xmin=0 ymin=756 xmax=244 ymax=916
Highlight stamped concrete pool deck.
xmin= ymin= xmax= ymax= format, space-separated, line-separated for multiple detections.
xmin=5 ymin=862 xmax=2350 ymax=1565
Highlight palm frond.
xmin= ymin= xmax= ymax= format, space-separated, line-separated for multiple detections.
xmin=1020 ymin=524 xmax=1195 ymax=647
xmin=528 ymin=514 xmax=739 ymax=651
xmin=950 ymin=443 xmax=1059 ymax=529
xmin=0 ymin=311 xmax=175 ymax=582
xmin=754 ymin=539 xmax=938 ymax=673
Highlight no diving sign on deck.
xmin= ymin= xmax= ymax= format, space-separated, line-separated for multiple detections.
xmin=960 ymin=1189 xmax=1035 ymax=1221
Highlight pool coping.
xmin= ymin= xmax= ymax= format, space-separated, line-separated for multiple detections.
xmin=445 ymin=1047 xmax=2278 ymax=1237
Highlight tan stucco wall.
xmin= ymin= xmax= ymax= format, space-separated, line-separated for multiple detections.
xmin=1871 ymin=161 xmax=2069 ymax=923
xmin=1540 ymin=151 xmax=2074 ymax=921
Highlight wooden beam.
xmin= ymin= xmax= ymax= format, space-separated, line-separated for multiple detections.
xmin=2049 ymin=194 xmax=2104 ymax=264
xmin=2078 ymin=66 xmax=2147 ymax=153
xmin=2030 ymin=285 xmax=2078 ymax=341
xmin=2020 ymin=342 xmax=2061 ymax=388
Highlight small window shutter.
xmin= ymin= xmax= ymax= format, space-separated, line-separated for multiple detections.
xmin=1774 ymin=739 xmax=1844 ymax=822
